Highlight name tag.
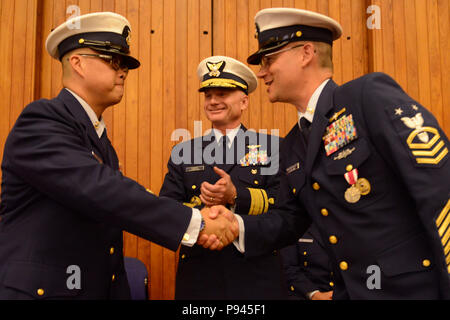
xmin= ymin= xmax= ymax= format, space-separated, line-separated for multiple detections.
xmin=286 ymin=162 xmax=300 ymax=174
xmin=298 ymin=238 xmax=313 ymax=243
xmin=185 ymin=165 xmax=205 ymax=173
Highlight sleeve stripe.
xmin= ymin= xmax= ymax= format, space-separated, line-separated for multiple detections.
xmin=247 ymin=188 xmax=269 ymax=215
xmin=261 ymin=189 xmax=269 ymax=214
xmin=436 ymin=199 xmax=450 ymax=229
xmin=248 ymin=188 xmax=258 ymax=215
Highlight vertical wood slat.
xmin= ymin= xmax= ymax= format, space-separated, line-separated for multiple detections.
xmin=161 ymin=0 xmax=177 ymax=300
xmin=247 ymin=0 xmax=262 ymax=131
xmin=10 ymin=1 xmax=27 ymax=126
xmin=0 ymin=0 xmax=39 ymax=168
xmin=438 ymin=0 xmax=450 ymax=136
xmin=198 ymin=0 xmax=213 ymax=133
xmin=0 ymin=0 xmax=14 ymax=167
xmin=149 ymin=0 xmax=164 ymax=299
xmin=123 ymin=0 xmax=140 ymax=268
xmin=136 ymin=0 xmax=152 ymax=300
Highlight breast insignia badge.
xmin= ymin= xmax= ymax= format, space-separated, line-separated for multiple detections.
xmin=240 ymin=145 xmax=268 ymax=166
xmin=343 ymin=168 xmax=371 ymax=203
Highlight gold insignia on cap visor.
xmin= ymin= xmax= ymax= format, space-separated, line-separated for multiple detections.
xmin=200 ymin=78 xmax=248 ymax=91
xmin=206 ymin=61 xmax=225 ymax=77
xmin=197 ymin=55 xmax=258 ymax=94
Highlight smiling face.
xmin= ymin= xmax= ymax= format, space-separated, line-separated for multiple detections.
xmin=203 ymin=87 xmax=248 ymax=131
xmin=256 ymin=43 xmax=305 ymax=104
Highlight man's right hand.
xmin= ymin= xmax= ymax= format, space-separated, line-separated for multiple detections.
xmin=311 ymin=290 xmax=333 ymax=300
xmin=197 ymin=206 xmax=239 ymax=250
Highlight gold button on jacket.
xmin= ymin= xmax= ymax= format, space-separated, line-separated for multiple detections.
xmin=329 ymin=235 xmax=338 ymax=244
xmin=339 ymin=261 xmax=348 ymax=270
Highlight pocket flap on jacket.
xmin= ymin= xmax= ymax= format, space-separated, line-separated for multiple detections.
xmin=1 ymin=261 xmax=82 ymax=299
xmin=376 ymin=233 xmax=434 ymax=277
xmin=324 ymin=138 xmax=371 ymax=175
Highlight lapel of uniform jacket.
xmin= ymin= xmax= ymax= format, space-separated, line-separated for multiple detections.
xmin=221 ymin=124 xmax=247 ymax=174
xmin=200 ymin=130 xmax=220 ymax=183
xmin=290 ymin=124 xmax=307 ymax=163
xmin=57 ymin=89 xmax=110 ymax=165
xmin=305 ymin=80 xmax=338 ymax=175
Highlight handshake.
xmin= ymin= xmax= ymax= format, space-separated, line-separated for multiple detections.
xmin=196 ymin=206 xmax=239 ymax=250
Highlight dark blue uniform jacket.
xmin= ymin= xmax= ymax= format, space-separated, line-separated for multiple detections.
xmin=241 ymin=73 xmax=450 ymax=299
xmin=0 ymin=89 xmax=192 ymax=299
xmin=160 ymin=127 xmax=286 ymax=299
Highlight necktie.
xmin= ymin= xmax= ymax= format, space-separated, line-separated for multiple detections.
xmin=219 ymin=135 xmax=229 ymax=164
xmin=99 ymin=129 xmax=112 ymax=164
xmin=300 ymin=117 xmax=311 ymax=145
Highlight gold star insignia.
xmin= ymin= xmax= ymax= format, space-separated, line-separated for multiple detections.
xmin=411 ymin=104 xmax=419 ymax=111
xmin=395 ymin=108 xmax=403 ymax=116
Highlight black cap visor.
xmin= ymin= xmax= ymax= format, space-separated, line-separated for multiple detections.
xmin=247 ymin=24 xmax=333 ymax=65
xmin=247 ymin=40 xmax=290 ymax=65
xmin=89 ymin=47 xmax=140 ymax=70
xmin=58 ymin=32 xmax=140 ymax=69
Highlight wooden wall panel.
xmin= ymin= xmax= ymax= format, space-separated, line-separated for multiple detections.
xmin=0 ymin=0 xmax=449 ymax=300
xmin=0 ymin=0 xmax=39 ymax=172
xmin=368 ymin=0 xmax=450 ymax=136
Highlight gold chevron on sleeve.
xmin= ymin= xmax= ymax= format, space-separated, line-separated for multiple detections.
xmin=412 ymin=141 xmax=445 ymax=157
xmin=248 ymin=188 xmax=269 ymax=215
xmin=406 ymin=127 xmax=439 ymax=149
xmin=406 ymin=127 xmax=448 ymax=165
xmin=436 ymin=199 xmax=450 ymax=273
xmin=416 ymin=148 xmax=448 ymax=164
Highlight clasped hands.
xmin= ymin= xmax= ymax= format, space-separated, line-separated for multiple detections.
xmin=197 ymin=167 xmax=239 ymax=250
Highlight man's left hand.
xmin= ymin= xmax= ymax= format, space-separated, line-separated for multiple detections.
xmin=200 ymin=166 xmax=237 ymax=206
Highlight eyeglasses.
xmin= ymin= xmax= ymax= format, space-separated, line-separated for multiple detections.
xmin=78 ymin=53 xmax=129 ymax=72
xmin=259 ymin=44 xmax=304 ymax=69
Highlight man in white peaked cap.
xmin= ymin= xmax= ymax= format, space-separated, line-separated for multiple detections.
xmin=243 ymin=7 xmax=450 ymax=299
xmin=203 ymin=7 xmax=450 ymax=300
xmin=0 ymin=12 xmax=236 ymax=299
xmin=160 ymin=56 xmax=285 ymax=299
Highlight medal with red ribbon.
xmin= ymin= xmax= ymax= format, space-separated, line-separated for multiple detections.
xmin=344 ymin=168 xmax=358 ymax=185
xmin=344 ymin=169 xmax=361 ymax=203
xmin=344 ymin=168 xmax=371 ymax=203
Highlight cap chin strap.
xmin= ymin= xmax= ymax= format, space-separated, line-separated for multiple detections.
xmin=78 ymin=38 xmax=127 ymax=54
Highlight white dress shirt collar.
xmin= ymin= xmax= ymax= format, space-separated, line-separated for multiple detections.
xmin=65 ymin=88 xmax=106 ymax=138
xmin=297 ymin=78 xmax=330 ymax=129
xmin=212 ymin=124 xmax=241 ymax=148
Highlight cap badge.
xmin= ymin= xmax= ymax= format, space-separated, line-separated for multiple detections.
xmin=254 ymin=23 xmax=260 ymax=39
xmin=122 ymin=26 xmax=131 ymax=46
xmin=206 ymin=61 xmax=225 ymax=77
